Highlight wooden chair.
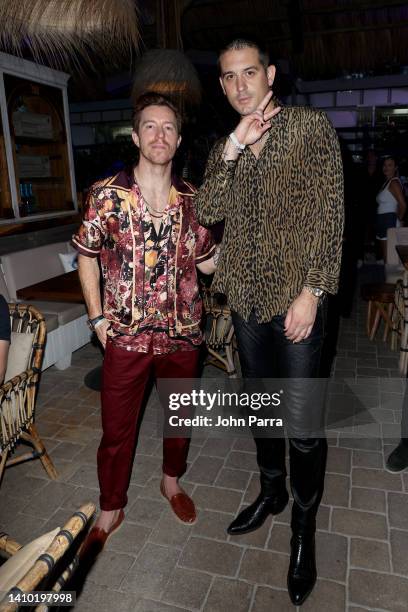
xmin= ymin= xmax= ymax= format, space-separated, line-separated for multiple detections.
xmin=202 ymin=286 xmax=238 ymax=377
xmin=360 ymin=283 xmax=395 ymax=342
xmin=0 ymin=502 xmax=95 ymax=612
xmin=392 ymin=278 xmax=408 ymax=371
xmin=0 ymin=304 xmax=57 ymax=486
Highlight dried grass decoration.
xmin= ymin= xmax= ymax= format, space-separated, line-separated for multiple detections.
xmin=132 ymin=49 xmax=202 ymax=112
xmin=0 ymin=0 xmax=140 ymax=69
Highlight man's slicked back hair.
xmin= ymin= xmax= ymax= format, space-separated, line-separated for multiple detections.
xmin=218 ymin=38 xmax=270 ymax=72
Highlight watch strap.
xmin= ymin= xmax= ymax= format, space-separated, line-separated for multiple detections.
xmin=88 ymin=315 xmax=105 ymax=330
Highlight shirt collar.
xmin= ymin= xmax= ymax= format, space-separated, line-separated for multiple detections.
xmin=269 ymin=97 xmax=287 ymax=128
xmin=107 ymin=166 xmax=195 ymax=197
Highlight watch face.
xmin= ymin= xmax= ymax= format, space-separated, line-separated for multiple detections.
xmin=314 ymin=288 xmax=324 ymax=297
xmin=87 ymin=320 xmax=94 ymax=331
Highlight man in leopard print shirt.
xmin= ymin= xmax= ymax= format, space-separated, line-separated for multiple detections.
xmin=195 ymin=39 xmax=344 ymax=606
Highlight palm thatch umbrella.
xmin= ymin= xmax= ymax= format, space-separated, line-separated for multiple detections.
xmin=0 ymin=0 xmax=140 ymax=70
xmin=132 ymin=48 xmax=202 ymax=116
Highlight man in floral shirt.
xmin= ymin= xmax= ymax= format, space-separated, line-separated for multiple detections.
xmin=73 ymin=92 xmax=216 ymax=551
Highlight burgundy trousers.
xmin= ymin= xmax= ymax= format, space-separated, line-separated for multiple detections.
xmin=98 ymin=340 xmax=200 ymax=511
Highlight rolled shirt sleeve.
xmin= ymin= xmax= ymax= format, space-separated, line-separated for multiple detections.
xmin=72 ymin=186 xmax=107 ymax=257
xmin=195 ymin=223 xmax=216 ymax=264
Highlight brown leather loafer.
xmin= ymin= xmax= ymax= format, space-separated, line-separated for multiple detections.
xmin=160 ymin=480 xmax=196 ymax=524
xmin=80 ymin=509 xmax=125 ymax=558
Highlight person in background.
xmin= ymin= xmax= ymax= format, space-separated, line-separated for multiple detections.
xmin=73 ymin=92 xmax=216 ymax=554
xmin=376 ymin=155 xmax=406 ymax=262
xmin=0 ymin=294 xmax=10 ymax=385
xmin=357 ymin=148 xmax=382 ymax=265
xmin=195 ymin=38 xmax=344 ymax=606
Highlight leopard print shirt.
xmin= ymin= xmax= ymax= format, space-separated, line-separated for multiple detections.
xmin=194 ymin=105 xmax=344 ymax=322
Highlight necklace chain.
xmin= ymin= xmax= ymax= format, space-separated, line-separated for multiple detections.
xmin=148 ymin=210 xmax=163 ymax=219
xmin=134 ymin=170 xmax=167 ymax=217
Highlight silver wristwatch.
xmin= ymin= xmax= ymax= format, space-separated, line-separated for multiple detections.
xmin=303 ymin=286 xmax=325 ymax=298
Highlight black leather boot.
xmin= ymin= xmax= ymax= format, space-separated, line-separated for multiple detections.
xmin=289 ymin=437 xmax=327 ymax=535
xmin=386 ymin=440 xmax=408 ymax=473
xmin=227 ymin=488 xmax=289 ymax=535
xmin=287 ymin=532 xmax=317 ymax=605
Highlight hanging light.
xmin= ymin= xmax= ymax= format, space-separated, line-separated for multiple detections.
xmin=132 ymin=49 xmax=202 ymax=115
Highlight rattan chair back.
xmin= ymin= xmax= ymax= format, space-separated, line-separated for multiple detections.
xmin=0 ymin=304 xmax=57 ymax=484
xmin=202 ymin=285 xmax=238 ymax=377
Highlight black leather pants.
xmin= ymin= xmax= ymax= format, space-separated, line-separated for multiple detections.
xmin=232 ymin=303 xmax=328 ymax=534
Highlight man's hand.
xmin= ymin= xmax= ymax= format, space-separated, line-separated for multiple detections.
xmin=284 ymin=289 xmax=319 ymax=343
xmin=95 ymin=319 xmax=109 ymax=349
xmin=234 ymin=90 xmax=281 ymax=146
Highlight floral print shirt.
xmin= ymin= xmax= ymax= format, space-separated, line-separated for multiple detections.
xmin=72 ymin=168 xmax=215 ymax=354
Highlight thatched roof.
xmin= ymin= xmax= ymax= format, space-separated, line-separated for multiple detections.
xmin=0 ymin=0 xmax=140 ymax=70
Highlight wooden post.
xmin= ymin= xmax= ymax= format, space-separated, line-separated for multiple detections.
xmin=156 ymin=0 xmax=181 ymax=49
xmin=156 ymin=0 xmax=193 ymax=49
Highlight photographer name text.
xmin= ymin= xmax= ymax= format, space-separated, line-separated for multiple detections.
xmin=168 ymin=415 xmax=283 ymax=428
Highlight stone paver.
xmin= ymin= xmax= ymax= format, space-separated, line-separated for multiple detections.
xmin=350 ymin=538 xmax=391 ymax=572
xmin=352 ymin=467 xmax=402 ymax=491
xmin=215 ymin=467 xmax=251 ymax=490
xmin=388 ymin=492 xmax=408 ymax=530
xmin=322 ymin=473 xmax=350 ymax=507
xmin=86 ymin=550 xmax=135 ymax=589
xmin=239 ymin=549 xmax=288 ymax=588
xmin=331 ymin=507 xmax=388 ymax=539
xmin=105 ymin=521 xmax=151 ymax=556
xmin=148 ymin=512 xmax=193 ymax=548
xmin=301 ymin=579 xmax=346 ymax=612
xmin=352 ymin=449 xmax=384 ymax=468
xmin=350 ymin=487 xmax=386 ymax=513
xmin=179 ymin=537 xmax=243 ymax=576
xmin=316 ymin=531 xmax=348 ymax=581
xmin=126 ymin=497 xmax=166 ymax=528
xmin=250 ymin=586 xmax=293 ymax=611
xmin=185 ymin=455 xmax=224 ymax=485
xmin=192 ymin=509 xmax=232 ymax=541
xmin=203 ymin=577 xmax=253 ymax=612
xmin=326 ymin=446 xmax=352 ymax=474
xmin=349 ymin=569 xmax=408 ymax=611
xmin=161 ymin=567 xmax=212 ymax=609
xmin=73 ymin=584 xmax=141 ymax=612
xmin=390 ymin=529 xmax=408 ymax=576
xmin=121 ymin=543 xmax=180 ymax=597
xmin=193 ymin=484 xmax=242 ymax=513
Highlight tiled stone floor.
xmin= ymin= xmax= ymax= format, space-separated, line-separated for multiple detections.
xmin=1 ymin=294 xmax=408 ymax=611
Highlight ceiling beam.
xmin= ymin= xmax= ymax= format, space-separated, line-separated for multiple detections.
xmin=186 ymin=0 xmax=407 ymax=14
xmin=293 ymin=19 xmax=408 ymax=39
xmin=186 ymin=18 xmax=408 ymax=42
xmin=303 ymin=0 xmax=408 ymax=15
